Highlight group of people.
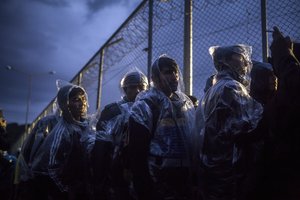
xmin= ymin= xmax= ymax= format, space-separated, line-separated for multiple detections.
xmin=194 ymin=26 xmax=300 ymax=200
xmin=1 ymin=26 xmax=299 ymax=200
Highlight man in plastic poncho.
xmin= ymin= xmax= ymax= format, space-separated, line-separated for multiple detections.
xmin=21 ymin=82 xmax=94 ymax=200
xmin=196 ymin=45 xmax=263 ymax=200
xmin=16 ymin=109 xmax=59 ymax=200
xmin=128 ymin=55 xmax=195 ymax=200
xmin=96 ymin=70 xmax=148 ymax=132
xmin=93 ymin=70 xmax=148 ymax=200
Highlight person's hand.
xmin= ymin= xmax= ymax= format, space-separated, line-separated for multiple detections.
xmin=270 ymin=26 xmax=294 ymax=76
xmin=270 ymin=26 xmax=293 ymax=54
xmin=272 ymin=26 xmax=284 ymax=40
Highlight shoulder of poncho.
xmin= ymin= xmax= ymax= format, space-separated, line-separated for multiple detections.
xmin=119 ymin=101 xmax=133 ymax=110
xmin=217 ymin=78 xmax=244 ymax=92
xmin=175 ymin=91 xmax=190 ymax=100
xmin=136 ymin=88 xmax=161 ymax=101
xmin=102 ymin=99 xmax=130 ymax=113
xmin=100 ymin=102 xmax=122 ymax=119
xmin=103 ymin=102 xmax=120 ymax=110
xmin=38 ymin=114 xmax=58 ymax=124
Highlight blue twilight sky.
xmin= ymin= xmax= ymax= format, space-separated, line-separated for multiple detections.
xmin=0 ymin=0 xmax=141 ymax=124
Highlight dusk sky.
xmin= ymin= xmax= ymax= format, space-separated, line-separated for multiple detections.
xmin=0 ymin=0 xmax=141 ymax=124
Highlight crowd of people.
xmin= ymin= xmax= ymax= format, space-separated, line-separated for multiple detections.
xmin=1 ymin=26 xmax=299 ymax=200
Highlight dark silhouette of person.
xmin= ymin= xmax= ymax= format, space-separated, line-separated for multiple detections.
xmin=262 ymin=26 xmax=300 ymax=200
xmin=93 ymin=70 xmax=148 ymax=200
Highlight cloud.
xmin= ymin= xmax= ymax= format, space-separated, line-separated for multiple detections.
xmin=87 ymin=0 xmax=125 ymax=13
xmin=31 ymin=0 xmax=70 ymax=7
xmin=0 ymin=0 xmax=141 ymax=124
xmin=0 ymin=1 xmax=58 ymax=70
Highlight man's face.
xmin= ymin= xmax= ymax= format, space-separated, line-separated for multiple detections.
xmin=227 ymin=53 xmax=250 ymax=76
xmin=159 ymin=65 xmax=179 ymax=94
xmin=264 ymin=73 xmax=277 ymax=100
xmin=0 ymin=116 xmax=7 ymax=133
xmin=124 ymin=84 xmax=145 ymax=102
xmin=68 ymin=91 xmax=88 ymax=121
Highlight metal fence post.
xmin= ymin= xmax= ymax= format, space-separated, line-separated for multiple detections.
xmin=97 ymin=48 xmax=105 ymax=110
xmin=183 ymin=0 xmax=193 ymax=95
xmin=77 ymin=73 xmax=82 ymax=86
xmin=261 ymin=0 xmax=268 ymax=62
xmin=147 ymin=0 xmax=153 ymax=86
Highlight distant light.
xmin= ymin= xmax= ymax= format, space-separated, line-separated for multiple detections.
xmin=49 ymin=70 xmax=56 ymax=75
xmin=5 ymin=65 xmax=12 ymax=70
xmin=5 ymin=65 xmax=56 ymax=77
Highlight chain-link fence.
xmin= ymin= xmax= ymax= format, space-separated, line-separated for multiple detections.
xmin=29 ymin=0 xmax=300 ymax=133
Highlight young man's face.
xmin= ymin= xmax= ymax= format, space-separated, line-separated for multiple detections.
xmin=0 ymin=116 xmax=7 ymax=133
xmin=68 ymin=91 xmax=88 ymax=121
xmin=124 ymin=84 xmax=145 ymax=102
xmin=227 ymin=53 xmax=250 ymax=76
xmin=159 ymin=65 xmax=179 ymax=95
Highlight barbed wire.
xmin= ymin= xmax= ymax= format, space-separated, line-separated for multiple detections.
xmin=32 ymin=0 xmax=300 ymax=127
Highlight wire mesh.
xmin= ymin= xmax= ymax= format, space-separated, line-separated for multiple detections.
xmin=30 ymin=0 xmax=300 ymax=131
xmin=266 ymin=0 xmax=300 ymax=56
xmin=152 ymin=0 xmax=185 ymax=81
xmin=99 ymin=1 xmax=149 ymax=109
xmin=80 ymin=53 xmax=101 ymax=114
xmin=193 ymin=0 xmax=262 ymax=98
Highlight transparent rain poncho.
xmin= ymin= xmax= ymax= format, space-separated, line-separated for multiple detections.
xmin=119 ymin=68 xmax=148 ymax=95
xmin=29 ymin=82 xmax=96 ymax=192
xmin=17 ymin=114 xmax=60 ymax=183
xmin=104 ymin=102 xmax=133 ymax=150
xmin=209 ymin=44 xmax=253 ymax=91
xmin=130 ymin=55 xmax=195 ymax=167
xmin=195 ymin=45 xmax=263 ymax=199
xmin=94 ymin=69 xmax=149 ymax=141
